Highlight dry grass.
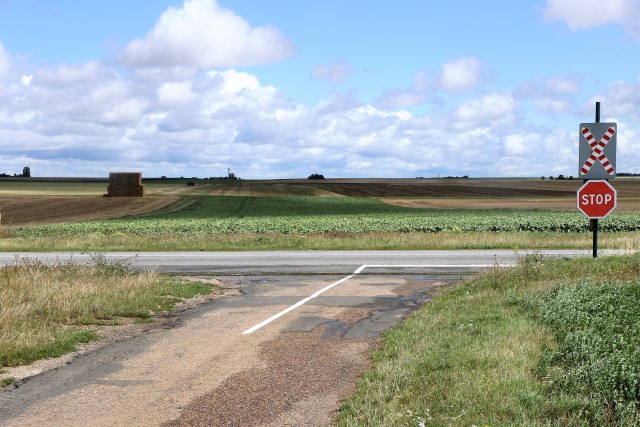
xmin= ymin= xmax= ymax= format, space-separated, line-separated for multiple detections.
xmin=0 ymin=256 xmax=213 ymax=367
xmin=0 ymin=231 xmax=637 ymax=252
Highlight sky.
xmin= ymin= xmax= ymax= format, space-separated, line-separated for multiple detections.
xmin=0 ymin=0 xmax=638 ymax=179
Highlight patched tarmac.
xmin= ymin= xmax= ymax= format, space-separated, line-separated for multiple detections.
xmin=1 ymin=273 xmax=467 ymax=427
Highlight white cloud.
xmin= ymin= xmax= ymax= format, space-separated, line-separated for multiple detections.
xmin=517 ymin=75 xmax=581 ymax=116
xmin=373 ymin=70 xmax=433 ymax=109
xmin=311 ymin=61 xmax=353 ymax=84
xmin=410 ymin=71 xmax=430 ymax=92
xmin=99 ymin=98 xmax=148 ymax=126
xmin=545 ymin=76 xmax=581 ymax=94
xmin=439 ymin=57 xmax=484 ymax=93
xmin=616 ymin=122 xmax=640 ymax=173
xmin=0 ymin=42 xmax=12 ymax=79
xmin=452 ymin=93 xmax=518 ymax=125
xmin=504 ymin=133 xmax=538 ymax=155
xmin=33 ymin=61 xmax=109 ymax=87
xmin=0 ymin=37 xmax=635 ymax=179
xmin=534 ymin=98 xmax=572 ymax=115
xmin=215 ymin=69 xmax=261 ymax=95
xmin=157 ymin=82 xmax=197 ymax=107
xmin=585 ymin=80 xmax=640 ymax=123
xmin=543 ymin=0 xmax=640 ymax=31
xmin=200 ymin=69 xmax=283 ymax=116
xmin=374 ymin=89 xmax=428 ymax=109
xmin=118 ymin=0 xmax=296 ymax=70
xmin=373 ymin=58 xmax=487 ymax=109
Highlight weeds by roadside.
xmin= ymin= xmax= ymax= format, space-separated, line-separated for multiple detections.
xmin=1 ymin=377 xmax=15 ymax=388
xmin=0 ymin=231 xmax=638 ymax=252
xmin=337 ymin=253 xmax=640 ymax=426
xmin=0 ymin=257 xmax=215 ymax=368
xmin=532 ymin=278 xmax=640 ymax=425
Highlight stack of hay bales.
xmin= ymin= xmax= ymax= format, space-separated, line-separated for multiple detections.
xmin=105 ymin=172 xmax=144 ymax=197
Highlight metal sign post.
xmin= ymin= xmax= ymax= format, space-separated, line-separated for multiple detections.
xmin=578 ymin=102 xmax=617 ymax=258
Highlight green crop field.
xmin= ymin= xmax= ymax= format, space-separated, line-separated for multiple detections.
xmin=13 ymin=196 xmax=640 ymax=237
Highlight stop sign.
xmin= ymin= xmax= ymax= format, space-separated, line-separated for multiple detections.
xmin=577 ymin=180 xmax=616 ymax=219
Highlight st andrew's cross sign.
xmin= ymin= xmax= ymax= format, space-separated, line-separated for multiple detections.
xmin=578 ymin=122 xmax=617 ymax=179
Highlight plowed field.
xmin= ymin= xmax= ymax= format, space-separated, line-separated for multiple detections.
xmin=0 ymin=195 xmax=179 ymax=226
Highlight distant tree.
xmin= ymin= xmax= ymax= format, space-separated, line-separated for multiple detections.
xmin=22 ymin=166 xmax=31 ymax=177
xmin=549 ymin=176 xmax=554 ymax=180
xmin=308 ymin=173 xmax=325 ymax=180
xmin=557 ymin=174 xmax=565 ymax=180
xmin=541 ymin=176 xmax=546 ymax=180
xmin=186 ymin=181 xmax=195 ymax=187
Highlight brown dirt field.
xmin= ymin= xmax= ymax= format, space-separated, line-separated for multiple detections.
xmin=305 ymin=180 xmax=578 ymax=198
xmin=192 ymin=182 xmax=343 ymax=197
xmin=0 ymin=195 xmax=180 ymax=226
xmin=384 ymin=196 xmax=640 ymax=212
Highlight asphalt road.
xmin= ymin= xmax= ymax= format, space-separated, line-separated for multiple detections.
xmin=0 ymin=249 xmax=613 ymax=274
xmin=0 ymin=249 xmax=625 ymax=426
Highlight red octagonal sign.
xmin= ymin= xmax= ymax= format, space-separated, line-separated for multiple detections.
xmin=577 ymin=180 xmax=617 ymax=219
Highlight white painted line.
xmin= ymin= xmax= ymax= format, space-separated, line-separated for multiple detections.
xmin=358 ymin=264 xmax=497 ymax=271
xmin=242 ymin=263 xmax=499 ymax=334
xmin=242 ymin=271 xmax=357 ymax=334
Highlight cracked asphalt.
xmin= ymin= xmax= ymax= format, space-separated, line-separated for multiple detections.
xmin=0 ymin=273 xmax=467 ymax=426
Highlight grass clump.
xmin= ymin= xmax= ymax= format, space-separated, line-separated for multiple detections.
xmin=337 ymin=254 xmax=640 ymax=426
xmin=1 ymin=377 xmax=15 ymax=388
xmin=0 ymin=257 xmax=214 ymax=367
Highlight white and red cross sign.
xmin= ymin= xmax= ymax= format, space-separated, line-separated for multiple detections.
xmin=578 ymin=122 xmax=617 ymax=179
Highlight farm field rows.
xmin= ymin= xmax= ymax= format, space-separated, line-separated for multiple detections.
xmin=13 ymin=196 xmax=640 ymax=236
xmin=1 ymin=178 xmax=639 ymax=251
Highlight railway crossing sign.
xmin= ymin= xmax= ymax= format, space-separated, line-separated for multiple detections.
xmin=577 ymin=179 xmax=616 ymax=219
xmin=579 ymin=122 xmax=617 ymax=179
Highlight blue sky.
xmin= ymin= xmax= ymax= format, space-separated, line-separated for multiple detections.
xmin=0 ymin=0 xmax=638 ymax=178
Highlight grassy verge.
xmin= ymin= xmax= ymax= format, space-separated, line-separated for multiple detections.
xmin=1 ymin=231 xmax=639 ymax=252
xmin=337 ymin=254 xmax=640 ymax=426
xmin=0 ymin=255 xmax=217 ymax=368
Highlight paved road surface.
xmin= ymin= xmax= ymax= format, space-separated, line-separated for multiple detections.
xmin=0 ymin=249 xmax=613 ymax=274
xmin=0 ymin=249 xmax=623 ymax=426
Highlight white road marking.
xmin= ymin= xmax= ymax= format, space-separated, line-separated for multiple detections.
xmin=242 ymin=263 xmax=496 ymax=335
xmin=242 ymin=273 xmax=356 ymax=334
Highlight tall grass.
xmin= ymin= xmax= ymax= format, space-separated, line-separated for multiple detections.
xmin=0 ymin=256 xmax=213 ymax=367
xmin=337 ymin=254 xmax=640 ymax=426
xmin=1 ymin=231 xmax=639 ymax=252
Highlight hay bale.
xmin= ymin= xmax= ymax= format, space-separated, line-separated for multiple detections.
xmin=105 ymin=172 xmax=144 ymax=197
